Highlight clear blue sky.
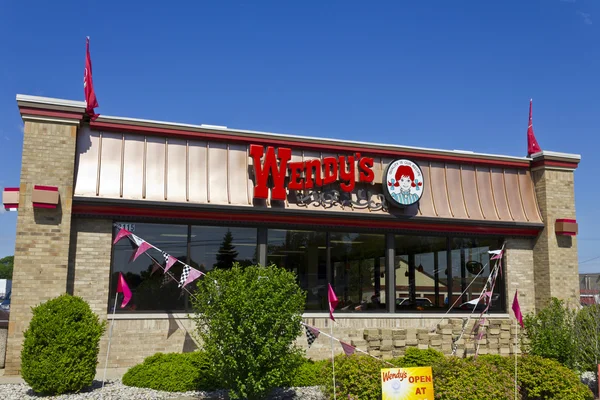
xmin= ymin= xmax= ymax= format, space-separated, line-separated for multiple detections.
xmin=0 ymin=1 xmax=599 ymax=271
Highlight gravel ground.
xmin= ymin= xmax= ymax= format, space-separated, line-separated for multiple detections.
xmin=0 ymin=380 xmax=326 ymax=400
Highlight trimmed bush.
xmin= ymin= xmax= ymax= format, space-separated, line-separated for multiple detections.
xmin=393 ymin=347 xmax=445 ymax=367
xmin=21 ymin=294 xmax=106 ymax=395
xmin=191 ymin=264 xmax=306 ymax=400
xmin=433 ymin=357 xmax=516 ymax=400
xmin=290 ymin=359 xmax=330 ymax=388
xmin=122 ymin=351 xmax=219 ymax=392
xmin=325 ymin=354 xmax=384 ymax=399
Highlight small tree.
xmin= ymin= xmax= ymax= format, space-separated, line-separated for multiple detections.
xmin=0 ymin=255 xmax=13 ymax=279
xmin=191 ymin=264 xmax=306 ymax=399
xmin=214 ymin=230 xmax=239 ymax=269
xmin=21 ymin=294 xmax=106 ymax=394
xmin=522 ymin=297 xmax=577 ymax=369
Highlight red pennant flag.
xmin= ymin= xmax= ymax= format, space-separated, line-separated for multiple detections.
xmin=512 ymin=290 xmax=524 ymax=328
xmin=84 ymin=37 xmax=100 ymax=121
xmin=163 ymin=253 xmax=177 ymax=273
xmin=117 ymin=272 xmax=132 ymax=308
xmin=340 ymin=341 xmax=355 ymax=356
xmin=328 ymin=283 xmax=338 ymax=321
xmin=132 ymin=241 xmax=152 ymax=262
xmin=113 ymin=228 xmax=132 ymax=245
xmin=527 ymin=99 xmax=541 ymax=156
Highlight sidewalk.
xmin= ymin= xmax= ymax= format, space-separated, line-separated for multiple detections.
xmin=0 ymin=367 xmax=130 ymax=385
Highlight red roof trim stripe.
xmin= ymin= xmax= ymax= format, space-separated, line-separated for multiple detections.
xmin=72 ymin=204 xmax=542 ymax=236
xmin=33 ymin=185 xmax=59 ymax=192
xmin=19 ymin=107 xmax=83 ymax=120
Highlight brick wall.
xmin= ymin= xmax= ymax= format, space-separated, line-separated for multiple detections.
xmin=4 ymin=121 xmax=78 ymax=374
xmin=505 ymin=238 xmax=535 ymax=315
xmin=533 ymin=168 xmax=579 ymax=311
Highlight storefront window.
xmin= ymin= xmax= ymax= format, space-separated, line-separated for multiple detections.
xmin=189 ymin=226 xmax=257 ymax=273
xmin=110 ymin=223 xmax=188 ymax=312
xmin=331 ymin=232 xmax=387 ymax=313
xmin=267 ymin=229 xmax=327 ymax=311
xmin=450 ymin=238 xmax=504 ymax=312
xmin=394 ymin=235 xmax=448 ymax=312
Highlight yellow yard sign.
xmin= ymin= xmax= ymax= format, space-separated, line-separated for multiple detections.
xmin=381 ymin=366 xmax=434 ymax=400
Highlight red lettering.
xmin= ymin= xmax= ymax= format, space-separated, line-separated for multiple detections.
xmin=358 ymin=156 xmax=374 ymax=183
xmin=250 ymin=145 xmax=291 ymax=201
xmin=339 ymin=156 xmax=355 ymax=192
xmin=322 ymin=157 xmax=338 ymax=185
xmin=304 ymin=159 xmax=322 ymax=189
xmin=409 ymin=376 xmax=415 ymax=383
xmin=415 ymin=387 xmax=422 ymax=394
xmin=288 ymin=162 xmax=305 ymax=190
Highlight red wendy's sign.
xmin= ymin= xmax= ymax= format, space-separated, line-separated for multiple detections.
xmin=249 ymin=144 xmax=375 ymax=200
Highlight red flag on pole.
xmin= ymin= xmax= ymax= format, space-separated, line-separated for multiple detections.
xmin=328 ymin=283 xmax=338 ymax=321
xmin=117 ymin=272 xmax=132 ymax=308
xmin=512 ymin=290 xmax=524 ymax=328
xmin=84 ymin=37 xmax=100 ymax=121
xmin=527 ymin=99 xmax=541 ymax=156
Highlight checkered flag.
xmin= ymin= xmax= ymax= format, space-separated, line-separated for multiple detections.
xmin=305 ymin=325 xmax=320 ymax=347
xmin=162 ymin=252 xmax=177 ymax=273
xmin=179 ymin=265 xmax=191 ymax=288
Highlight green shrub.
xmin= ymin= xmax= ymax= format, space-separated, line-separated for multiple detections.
xmin=21 ymin=294 xmax=106 ymax=395
xmin=518 ymin=355 xmax=593 ymax=400
xmin=573 ymin=304 xmax=600 ymax=372
xmin=433 ymin=357 xmax=516 ymax=400
xmin=122 ymin=351 xmax=219 ymax=392
xmin=191 ymin=264 xmax=306 ymax=399
xmin=522 ymin=297 xmax=577 ymax=369
xmin=323 ymin=354 xmax=385 ymax=400
xmin=393 ymin=347 xmax=445 ymax=367
xmin=290 ymin=359 xmax=330 ymax=388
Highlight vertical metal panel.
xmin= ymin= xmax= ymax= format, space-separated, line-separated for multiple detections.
xmin=504 ymin=169 xmax=527 ymax=221
xmin=386 ymin=233 xmax=395 ymax=313
xmin=74 ymin=127 xmax=100 ymax=196
xmin=519 ymin=169 xmax=543 ymax=222
xmin=258 ymin=227 xmax=267 ymax=266
xmin=490 ymin=167 xmax=512 ymax=220
xmin=188 ymin=141 xmax=208 ymax=204
xmin=429 ymin=162 xmax=452 ymax=217
xmin=459 ymin=165 xmax=484 ymax=220
xmin=208 ymin=142 xmax=228 ymax=204
xmin=228 ymin=144 xmax=250 ymax=205
xmin=145 ymin=137 xmax=166 ymax=201
xmin=246 ymin=146 xmax=253 ymax=205
xmin=475 ymin=166 xmax=499 ymax=220
xmin=122 ymin=134 xmax=145 ymax=200
xmin=417 ymin=162 xmax=436 ymax=216
xmin=167 ymin=139 xmax=187 ymax=202
xmin=445 ymin=164 xmax=468 ymax=218
xmin=98 ymin=132 xmax=123 ymax=198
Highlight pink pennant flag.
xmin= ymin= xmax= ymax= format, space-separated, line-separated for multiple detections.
xmin=328 ymin=283 xmax=338 ymax=321
xmin=117 ymin=272 xmax=132 ymax=308
xmin=163 ymin=253 xmax=177 ymax=273
xmin=132 ymin=241 xmax=152 ymax=262
xmin=340 ymin=341 xmax=355 ymax=356
xmin=512 ymin=290 xmax=524 ymax=328
xmin=182 ymin=267 xmax=204 ymax=288
xmin=113 ymin=228 xmax=132 ymax=245
xmin=489 ymin=249 xmax=503 ymax=260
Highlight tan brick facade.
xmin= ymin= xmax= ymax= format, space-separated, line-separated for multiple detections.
xmin=4 ymin=121 xmax=79 ymax=374
xmin=533 ymin=165 xmax=580 ymax=310
xmin=3 ymin=98 xmax=580 ymax=373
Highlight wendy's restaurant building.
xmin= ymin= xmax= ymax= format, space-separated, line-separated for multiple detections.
xmin=0 ymin=94 xmax=581 ymax=373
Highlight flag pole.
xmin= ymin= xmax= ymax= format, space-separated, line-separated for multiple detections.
xmin=514 ymin=318 xmax=518 ymax=400
xmin=102 ymin=292 xmax=118 ymax=389
xmin=330 ymin=320 xmax=336 ymax=400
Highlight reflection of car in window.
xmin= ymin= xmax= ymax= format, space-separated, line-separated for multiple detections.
xmin=0 ymin=291 xmax=10 ymax=329
xmin=455 ymin=293 xmax=500 ymax=311
xmin=396 ymin=297 xmax=433 ymax=308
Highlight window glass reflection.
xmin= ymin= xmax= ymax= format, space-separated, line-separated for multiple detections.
xmin=331 ymin=233 xmax=386 ymax=313
xmin=267 ymin=229 xmax=327 ymax=311
xmin=394 ymin=236 xmax=448 ymax=312
xmin=189 ymin=226 xmax=257 ymax=272
xmin=450 ymin=238 xmax=504 ymax=312
xmin=110 ymin=223 xmax=188 ymax=312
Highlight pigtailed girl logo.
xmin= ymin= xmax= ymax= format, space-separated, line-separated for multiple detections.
xmin=384 ymin=159 xmax=424 ymax=207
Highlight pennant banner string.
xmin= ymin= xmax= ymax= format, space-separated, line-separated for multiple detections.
xmin=300 ymin=322 xmax=395 ymax=367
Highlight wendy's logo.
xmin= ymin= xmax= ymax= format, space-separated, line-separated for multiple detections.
xmin=383 ymin=159 xmax=424 ymax=207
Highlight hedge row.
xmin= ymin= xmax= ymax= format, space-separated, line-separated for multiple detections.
xmin=122 ymin=347 xmax=594 ymax=400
